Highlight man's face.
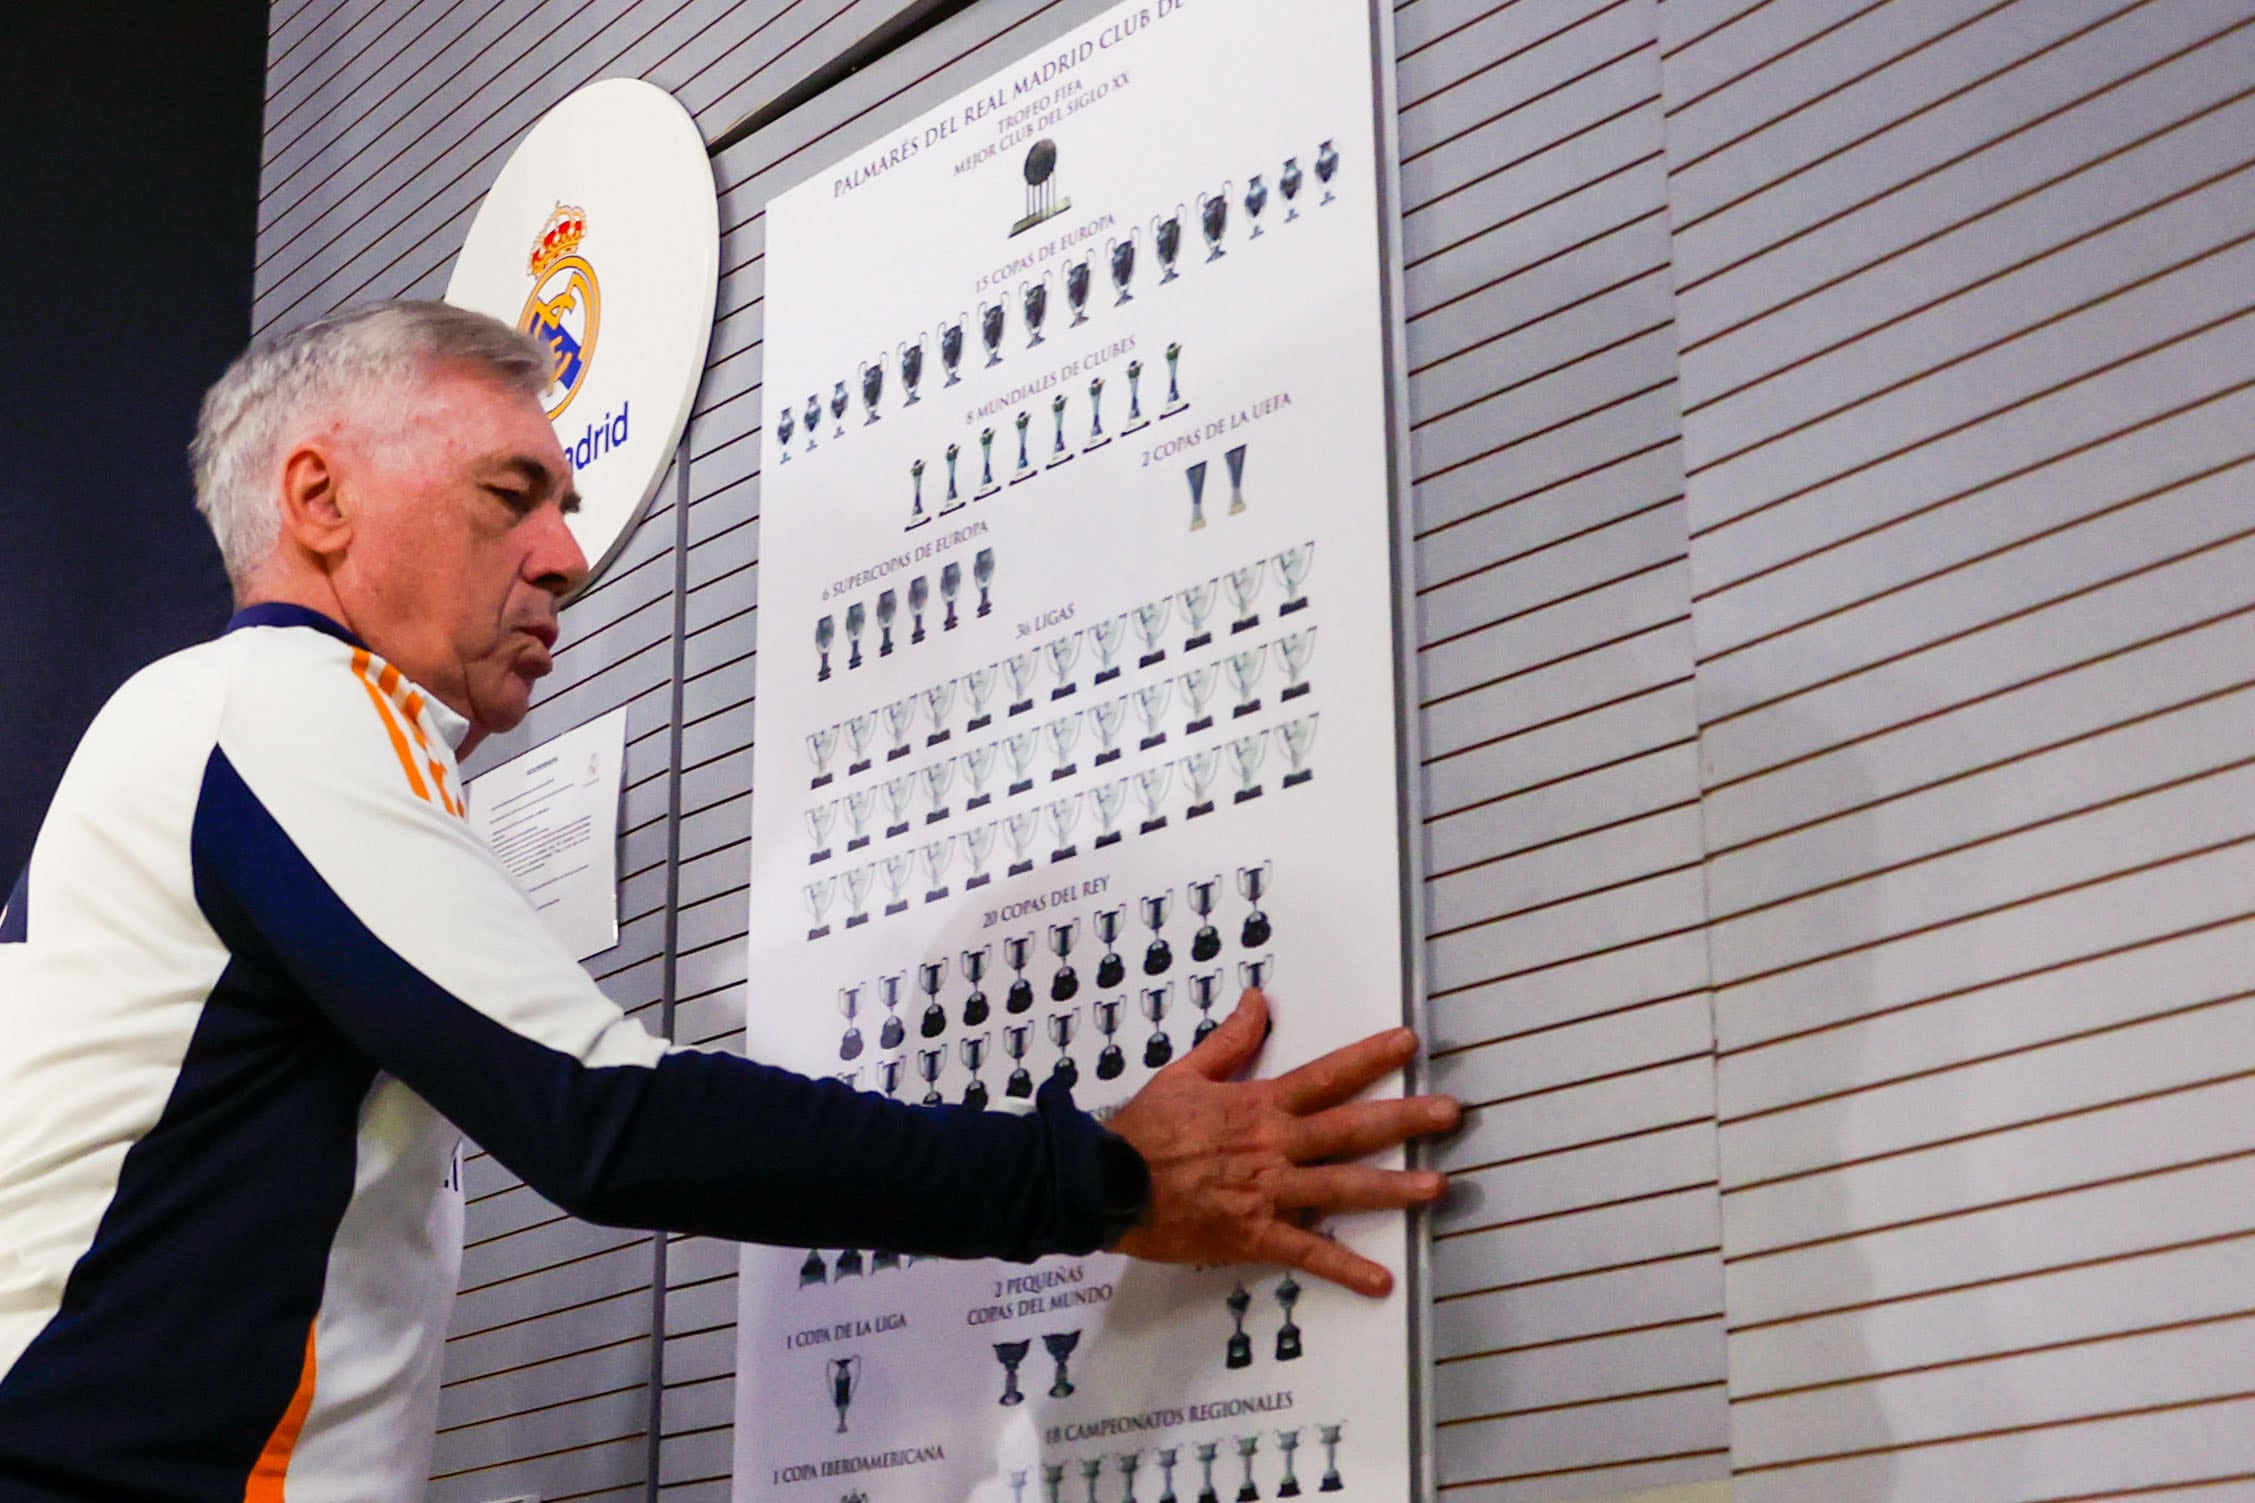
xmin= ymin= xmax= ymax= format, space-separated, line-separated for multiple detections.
xmin=331 ymin=363 xmax=586 ymax=740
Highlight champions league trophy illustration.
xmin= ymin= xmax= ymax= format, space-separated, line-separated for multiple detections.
xmin=1225 ymin=1282 xmax=1254 ymax=1367
xmin=1082 ymin=1459 xmax=1105 ymax=1503
xmin=1142 ymin=890 xmax=1174 ymax=975
xmin=1225 ymin=443 xmax=1249 ymax=516
xmin=881 ymin=773 xmax=915 ymax=840
xmin=993 ymin=1338 xmax=1031 ymax=1406
xmin=806 ymin=800 xmax=836 ymax=863
xmin=964 ymin=664 xmax=998 ymax=732
xmin=977 ymin=546 xmax=997 ymax=617
xmin=826 ymin=1356 xmax=860 ymax=1433
xmin=1182 ymin=748 xmax=1221 ymax=819
xmin=807 ymin=724 xmax=837 ymax=786
xmin=922 ymin=762 xmax=954 ymax=827
xmin=1092 ymin=697 xmax=1128 ymax=767
xmin=1135 ymin=762 xmax=1173 ymax=834
xmin=1190 ymin=970 xmax=1222 ymax=1045
xmin=878 ymin=971 xmax=906 ymax=1049
xmin=1046 ymin=631 xmax=1082 ymax=700
xmin=1047 ymin=711 xmax=1083 ymax=781
xmin=963 ymin=743 xmax=998 ymax=810
xmin=900 ymin=335 xmax=923 ymax=406
xmin=1092 ymin=778 xmax=1128 ymax=849
xmin=917 ymin=1045 xmax=945 ymax=1105
xmin=837 ymin=983 xmax=864 ymax=1061
xmin=1023 ymin=273 xmax=1050 ymax=349
xmin=804 ymin=393 xmax=820 ymax=452
xmin=844 ymin=601 xmax=866 ymax=671
xmin=844 ymin=864 xmax=875 ymax=929
xmin=1005 ymin=652 xmax=1041 ymax=717
xmin=1317 ymin=1425 xmax=1342 ymax=1492
xmin=1181 ymin=579 xmax=1219 ymax=651
xmin=1279 ymin=628 xmax=1316 ymax=701
xmin=1188 ymin=877 xmax=1223 ymax=961
xmin=1230 ymin=730 xmax=1269 ymax=805
xmin=1199 ymin=185 xmax=1230 ymax=261
xmin=1047 ymin=793 xmax=1081 ymax=863
xmin=906 ymin=459 xmax=929 ymax=530
xmin=961 ymin=944 xmax=992 ymax=1026
xmin=1181 ymin=665 xmax=1219 ymax=735
xmin=831 ymin=380 xmax=849 ymax=438
xmin=881 ymin=851 xmax=916 ymax=914
xmin=1226 ymin=646 xmax=1266 ymax=719
xmin=883 ymin=698 xmax=917 ymax=762
xmin=1155 ymin=206 xmax=1183 ymax=282
xmin=1134 ymin=598 xmax=1172 ymax=668
xmin=775 ymin=402 xmax=794 ymax=463
xmin=1142 ymin=983 xmax=1175 ymax=1067
xmin=876 ymin=589 xmax=899 ymax=658
xmin=1004 ymin=809 xmax=1041 ymax=875
xmin=1280 ymin=156 xmax=1303 ymax=220
xmin=814 ymin=614 xmax=835 ymax=682
xmin=1195 ymin=1442 xmax=1221 ymax=1503
xmin=843 ymin=788 xmax=875 ymax=853
xmin=1235 ymin=1435 xmax=1261 ymax=1503
xmin=921 ymin=677 xmax=954 ymax=744
xmin=1225 ymin=563 xmax=1265 ymax=634
xmin=1275 ymin=1273 xmax=1304 ymax=1361
xmin=859 ymin=356 xmax=883 ymax=425
xmin=1047 ymin=1009 xmax=1080 ymax=1088
xmin=1066 ymin=253 xmax=1092 ymax=327
xmin=845 ymin=712 xmax=877 ymax=775
xmin=1004 ymin=933 xmax=1035 ymax=1014
xmin=1274 ymin=1431 xmax=1300 ymax=1498
xmin=1085 ymin=374 xmax=1110 ymax=450
xmin=978 ymin=427 xmax=1000 ymax=499
xmin=919 ymin=960 xmax=947 ymax=1038
xmin=1164 ymin=341 xmax=1189 ymax=417
xmin=1092 ymin=616 xmax=1127 ymax=684
xmin=964 ymin=818 xmax=998 ymax=888
xmin=1186 ymin=459 xmax=1209 ymax=532
xmin=940 ymin=313 xmax=965 ymax=386
xmin=1048 ymin=391 xmax=1073 ymax=468
xmin=960 ymin=1033 xmax=991 ymax=1109
xmin=981 ymin=297 xmax=1007 ymax=368
xmin=1094 ymin=996 xmax=1126 ymax=1081
xmin=1135 ymin=680 xmax=1174 ymax=751
xmin=1013 ymin=410 xmax=1034 ymax=482
xmin=1282 ymin=715 xmax=1319 ymax=788
xmin=804 ymin=878 xmax=834 ymax=941
xmin=1003 ymin=1022 xmax=1034 ymax=1097
xmin=1043 ymin=1329 xmax=1082 ymax=1397
xmin=1245 ymin=175 xmax=1268 ymax=238
xmin=1095 ymin=907 xmax=1127 ymax=989
xmin=1049 ymin=919 xmax=1081 ymax=1001
xmin=1276 ymin=542 xmax=1314 ymax=615
xmin=1239 ymin=862 xmax=1274 ymax=947
xmin=1316 ymin=139 xmax=1340 ymax=204
xmin=1110 ymin=229 xmax=1137 ymax=305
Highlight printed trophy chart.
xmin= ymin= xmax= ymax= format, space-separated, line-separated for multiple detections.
xmin=740 ymin=0 xmax=1411 ymax=1497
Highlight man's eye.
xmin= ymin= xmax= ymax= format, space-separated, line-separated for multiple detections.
xmin=489 ymin=487 xmax=532 ymax=510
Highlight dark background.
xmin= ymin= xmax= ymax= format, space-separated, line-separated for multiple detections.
xmin=0 ymin=2 xmax=268 ymax=878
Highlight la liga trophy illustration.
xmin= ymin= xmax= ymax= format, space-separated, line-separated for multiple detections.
xmin=825 ymin=1354 xmax=860 ymax=1433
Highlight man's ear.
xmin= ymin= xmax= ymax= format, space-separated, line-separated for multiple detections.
xmin=278 ymin=443 xmax=352 ymax=562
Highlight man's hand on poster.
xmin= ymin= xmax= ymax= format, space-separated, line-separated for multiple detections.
xmin=1104 ymin=987 xmax=1460 ymax=1296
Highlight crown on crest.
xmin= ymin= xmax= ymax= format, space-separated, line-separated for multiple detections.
xmin=528 ymin=204 xmax=587 ymax=277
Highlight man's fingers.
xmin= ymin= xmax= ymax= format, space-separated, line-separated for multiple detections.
xmin=1275 ymin=1162 xmax=1446 ymax=1214
xmin=1255 ymin=1220 xmax=1393 ymax=1297
xmin=1273 ymin=1025 xmax=1421 ymax=1114
xmin=1183 ymin=987 xmax=1270 ymax=1081
xmin=1287 ymin=1095 xmax=1460 ymax=1164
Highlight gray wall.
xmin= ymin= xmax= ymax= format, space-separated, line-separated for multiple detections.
xmin=252 ymin=0 xmax=2255 ymax=1498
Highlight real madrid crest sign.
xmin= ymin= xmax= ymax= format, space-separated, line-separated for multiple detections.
xmin=447 ymin=78 xmax=718 ymax=596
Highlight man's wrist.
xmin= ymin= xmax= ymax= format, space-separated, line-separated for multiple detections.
xmin=1095 ymin=1128 xmax=1152 ymax=1249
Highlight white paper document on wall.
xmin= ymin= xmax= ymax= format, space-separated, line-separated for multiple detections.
xmin=467 ymin=706 xmax=628 ymax=961
xmin=738 ymin=0 xmax=1412 ymax=1497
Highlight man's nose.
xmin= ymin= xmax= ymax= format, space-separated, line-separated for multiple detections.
xmin=529 ymin=499 xmax=590 ymax=596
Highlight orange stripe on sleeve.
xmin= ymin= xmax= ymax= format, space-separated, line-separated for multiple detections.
xmin=350 ymin=651 xmax=433 ymax=805
xmin=243 ymin=1323 xmax=318 ymax=1502
xmin=391 ymin=689 xmax=465 ymax=817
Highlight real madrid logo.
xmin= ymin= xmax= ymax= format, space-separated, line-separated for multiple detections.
xmin=519 ymin=203 xmax=600 ymax=420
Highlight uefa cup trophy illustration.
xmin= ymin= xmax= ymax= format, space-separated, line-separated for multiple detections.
xmin=1282 ymin=715 xmax=1319 ymax=788
xmin=1048 ymin=390 xmax=1073 ymax=468
xmin=831 ymin=379 xmax=849 ymax=438
xmin=1047 ymin=793 xmax=1081 ymax=862
xmin=1234 ymin=1435 xmax=1261 ymax=1503
xmin=1109 ymin=229 xmax=1137 ymax=305
xmin=1186 ymin=459 xmax=1209 ymax=532
xmin=878 ymin=970 xmax=907 ymax=1049
xmin=962 ymin=944 xmax=992 ymax=1026
xmin=1276 ymin=542 xmax=1315 ymax=615
xmin=961 ymin=1033 xmax=991 ymax=1109
xmin=842 ymin=788 xmax=875 ymax=853
xmin=1239 ymin=862 xmax=1274 ymax=946
xmin=844 ymin=600 xmax=866 ymax=670
xmin=845 ymin=712 xmax=877 ymax=775
xmin=1095 ymin=906 xmax=1128 ymax=989
xmin=1135 ymin=680 xmax=1174 ymax=751
xmin=1195 ymin=1443 xmax=1221 ymax=1503
xmin=806 ymin=800 xmax=836 ymax=864
xmin=964 ymin=818 xmax=998 ymax=889
xmin=1164 ymin=340 xmax=1188 ymax=416
xmin=1092 ymin=777 xmax=1128 ymax=849
xmin=1225 ymin=1283 xmax=1254 ymax=1368
xmin=1004 ymin=808 xmax=1041 ymax=875
xmin=1226 ymin=646 xmax=1266 ymax=719
xmin=1066 ymin=253 xmax=1092 ymax=326
xmin=1023 ymin=272 xmax=1050 ymax=349
xmin=804 ymin=392 xmax=821 ymax=452
xmin=1003 ymin=1022 xmax=1034 ymax=1097
xmin=993 ymin=1338 xmax=1031 ymax=1406
xmin=1142 ymin=982 xmax=1174 ymax=1067
xmin=1004 ymin=933 xmax=1035 ymax=1014
xmin=1229 ymin=730 xmax=1268 ymax=805
xmin=1190 ymin=969 xmax=1222 ymax=1044
xmin=900 ymin=335 xmax=923 ymax=406
xmin=1045 ymin=631 xmax=1082 ymax=700
xmin=918 ymin=960 xmax=947 ymax=1038
xmin=882 ymin=851 xmax=916 ymax=915
xmin=804 ymin=878 xmax=835 ymax=941
xmin=1188 ymin=876 xmax=1223 ymax=961
xmin=1316 ymin=139 xmax=1340 ymax=204
xmin=1154 ymin=207 xmax=1183 ymax=282
xmin=1005 ymin=652 xmax=1041 ymax=717
xmin=940 ymin=313 xmax=966 ymax=386
xmin=917 ymin=1045 xmax=945 ymax=1105
xmin=1275 ymin=1273 xmax=1304 ymax=1361
xmin=1279 ymin=628 xmax=1316 ymax=702
xmin=1181 ymin=665 xmax=1219 ymax=735
xmin=1094 ymin=996 xmax=1126 ymax=1081
xmin=807 ymin=724 xmax=837 ymax=787
xmin=1182 ymin=748 xmax=1221 ymax=819
xmin=1245 ymin=174 xmax=1268 ymax=238
xmin=1199 ymin=184 xmax=1231 ymax=261
xmin=1281 ymin=156 xmax=1303 ymax=220
xmin=826 ymin=1355 xmax=860 ymax=1433
xmin=844 ymin=864 xmax=875 ymax=929
xmin=814 ymin=614 xmax=834 ymax=682
xmin=1124 ymin=358 xmax=1148 ymax=433
xmin=799 ymin=1245 xmax=827 ymax=1287
xmin=909 ymin=574 xmax=932 ymax=645
xmin=1134 ymin=598 xmax=1172 ymax=668
xmin=1141 ymin=889 xmax=1174 ymax=975
xmin=1049 ymin=918 xmax=1081 ymax=1001
xmin=1317 ymin=1425 xmax=1342 ymax=1492
xmin=837 ymin=983 xmax=864 ymax=1061
xmin=976 ymin=546 xmax=997 ymax=618
xmin=859 ymin=356 xmax=884 ymax=425
xmin=1225 ymin=563 xmax=1265 ymax=634
xmin=1048 ymin=1008 xmax=1080 ymax=1088
xmin=981 ymin=297 xmax=1007 ymax=367
xmin=1181 ymin=579 xmax=1219 ymax=650
xmin=1044 ymin=1328 xmax=1082 ymax=1397
xmin=1275 ymin=1431 xmax=1300 ymax=1498
xmin=876 ymin=588 xmax=899 ymax=658
xmin=1047 ymin=711 xmax=1083 ymax=781
xmin=1135 ymin=762 xmax=1174 ymax=834
xmin=776 ymin=402 xmax=794 ymax=464
xmin=1092 ymin=615 xmax=1128 ymax=684
xmin=1092 ymin=696 xmax=1128 ymax=767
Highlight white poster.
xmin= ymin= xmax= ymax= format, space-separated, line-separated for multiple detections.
xmin=738 ymin=1 xmax=1410 ymax=1498
xmin=466 ymin=707 xmax=629 ymax=961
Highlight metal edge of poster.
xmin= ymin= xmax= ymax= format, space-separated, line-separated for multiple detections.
xmin=1363 ymin=0 xmax=1435 ymax=1496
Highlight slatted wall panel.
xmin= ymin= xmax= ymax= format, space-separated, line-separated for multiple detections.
xmin=1405 ymin=2 xmax=1728 ymax=1499
xmin=1656 ymin=0 xmax=2255 ymax=1495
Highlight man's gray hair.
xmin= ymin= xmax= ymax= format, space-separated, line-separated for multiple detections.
xmin=190 ymin=300 xmax=552 ymax=590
